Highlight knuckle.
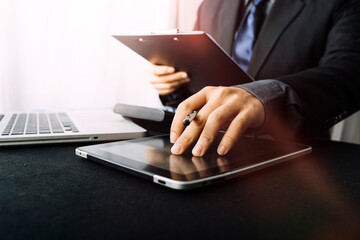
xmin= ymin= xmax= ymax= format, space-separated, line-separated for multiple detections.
xmin=235 ymin=112 xmax=252 ymax=128
xmin=193 ymin=114 xmax=206 ymax=126
xmin=161 ymin=75 xmax=171 ymax=82
xmin=177 ymin=101 xmax=191 ymax=112
xmin=208 ymin=111 xmax=225 ymax=123
xmin=176 ymin=71 xmax=187 ymax=78
xmin=232 ymin=118 xmax=246 ymax=132
xmin=223 ymin=134 xmax=237 ymax=144
xmin=149 ymin=76 xmax=160 ymax=83
xmin=181 ymin=135 xmax=193 ymax=145
xmin=164 ymin=74 xmax=177 ymax=83
xmin=169 ymin=80 xmax=182 ymax=88
xmin=166 ymin=74 xmax=176 ymax=82
xmin=217 ymin=86 xmax=231 ymax=97
xmin=202 ymin=86 xmax=214 ymax=93
xmin=152 ymin=66 xmax=163 ymax=75
xmin=200 ymin=133 xmax=213 ymax=143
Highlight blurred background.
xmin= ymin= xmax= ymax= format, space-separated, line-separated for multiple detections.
xmin=0 ymin=0 xmax=202 ymax=111
xmin=0 ymin=0 xmax=358 ymax=144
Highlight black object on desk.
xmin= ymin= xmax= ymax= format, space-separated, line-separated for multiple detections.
xmin=1 ymin=140 xmax=360 ymax=239
xmin=113 ymin=103 xmax=175 ymax=133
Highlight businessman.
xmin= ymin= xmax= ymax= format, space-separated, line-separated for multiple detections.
xmin=149 ymin=0 xmax=360 ymax=156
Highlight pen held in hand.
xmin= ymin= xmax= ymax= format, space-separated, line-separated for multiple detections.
xmin=183 ymin=110 xmax=198 ymax=126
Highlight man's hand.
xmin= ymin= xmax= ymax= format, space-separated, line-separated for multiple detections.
xmin=170 ymin=86 xmax=265 ymax=156
xmin=149 ymin=64 xmax=190 ymax=95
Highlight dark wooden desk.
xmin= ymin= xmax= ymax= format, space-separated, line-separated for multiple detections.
xmin=1 ymin=140 xmax=360 ymax=239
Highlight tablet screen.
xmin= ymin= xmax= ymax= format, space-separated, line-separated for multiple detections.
xmin=86 ymin=134 xmax=310 ymax=181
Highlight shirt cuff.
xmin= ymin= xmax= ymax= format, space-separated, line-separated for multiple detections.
xmin=236 ymin=79 xmax=304 ymax=139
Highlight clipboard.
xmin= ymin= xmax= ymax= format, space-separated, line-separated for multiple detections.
xmin=113 ymin=31 xmax=254 ymax=94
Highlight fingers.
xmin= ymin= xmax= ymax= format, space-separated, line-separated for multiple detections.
xmin=153 ymin=78 xmax=190 ymax=95
xmin=170 ymin=86 xmax=265 ymax=157
xmin=192 ymin=103 xmax=238 ymax=156
xmin=171 ymin=88 xmax=239 ymax=156
xmin=150 ymin=72 xmax=189 ymax=95
xmin=157 ymin=87 xmax=182 ymax=96
xmin=149 ymin=71 xmax=188 ymax=84
xmin=149 ymin=64 xmax=190 ymax=95
xmin=217 ymin=108 xmax=253 ymax=155
xmin=170 ymin=120 xmax=203 ymax=156
xmin=170 ymin=89 xmax=210 ymax=144
xmin=172 ymin=105 xmax=248 ymax=157
xmin=150 ymin=64 xmax=175 ymax=76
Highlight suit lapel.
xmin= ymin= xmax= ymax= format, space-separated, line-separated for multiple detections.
xmin=247 ymin=0 xmax=305 ymax=78
xmin=215 ymin=0 xmax=243 ymax=54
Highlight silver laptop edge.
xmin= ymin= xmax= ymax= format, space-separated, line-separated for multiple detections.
xmin=0 ymin=109 xmax=146 ymax=146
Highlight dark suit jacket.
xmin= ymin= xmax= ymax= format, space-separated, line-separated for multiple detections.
xmin=192 ymin=0 xmax=360 ymax=139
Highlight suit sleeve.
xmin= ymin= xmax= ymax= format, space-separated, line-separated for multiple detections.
xmin=240 ymin=0 xmax=360 ymax=141
xmin=277 ymin=0 xmax=360 ymax=139
xmin=238 ymin=80 xmax=304 ymax=140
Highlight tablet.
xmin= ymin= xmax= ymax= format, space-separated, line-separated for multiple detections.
xmin=113 ymin=31 xmax=254 ymax=94
xmin=76 ymin=134 xmax=311 ymax=190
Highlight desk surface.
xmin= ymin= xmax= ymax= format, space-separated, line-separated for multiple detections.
xmin=1 ymin=140 xmax=360 ymax=239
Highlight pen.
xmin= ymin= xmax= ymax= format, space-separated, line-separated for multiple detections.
xmin=183 ymin=110 xmax=198 ymax=126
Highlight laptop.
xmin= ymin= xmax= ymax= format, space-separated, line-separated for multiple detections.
xmin=0 ymin=108 xmax=146 ymax=146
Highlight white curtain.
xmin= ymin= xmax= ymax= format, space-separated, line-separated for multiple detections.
xmin=0 ymin=0 xmax=176 ymax=112
xmin=176 ymin=0 xmax=203 ymax=31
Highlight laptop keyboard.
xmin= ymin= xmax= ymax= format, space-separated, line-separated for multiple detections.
xmin=1 ymin=113 xmax=79 ymax=136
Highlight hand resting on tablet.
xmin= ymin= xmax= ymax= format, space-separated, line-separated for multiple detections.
xmin=148 ymin=64 xmax=265 ymax=157
xmin=170 ymin=86 xmax=265 ymax=157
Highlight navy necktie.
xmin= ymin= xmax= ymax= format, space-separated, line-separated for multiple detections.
xmin=232 ymin=0 xmax=269 ymax=72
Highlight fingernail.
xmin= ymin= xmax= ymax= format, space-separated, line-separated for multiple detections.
xmin=171 ymin=142 xmax=183 ymax=155
xmin=218 ymin=145 xmax=227 ymax=155
xmin=167 ymin=67 xmax=174 ymax=73
xmin=192 ymin=144 xmax=203 ymax=156
xmin=181 ymin=72 xmax=187 ymax=78
xmin=170 ymin=132 xmax=177 ymax=143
